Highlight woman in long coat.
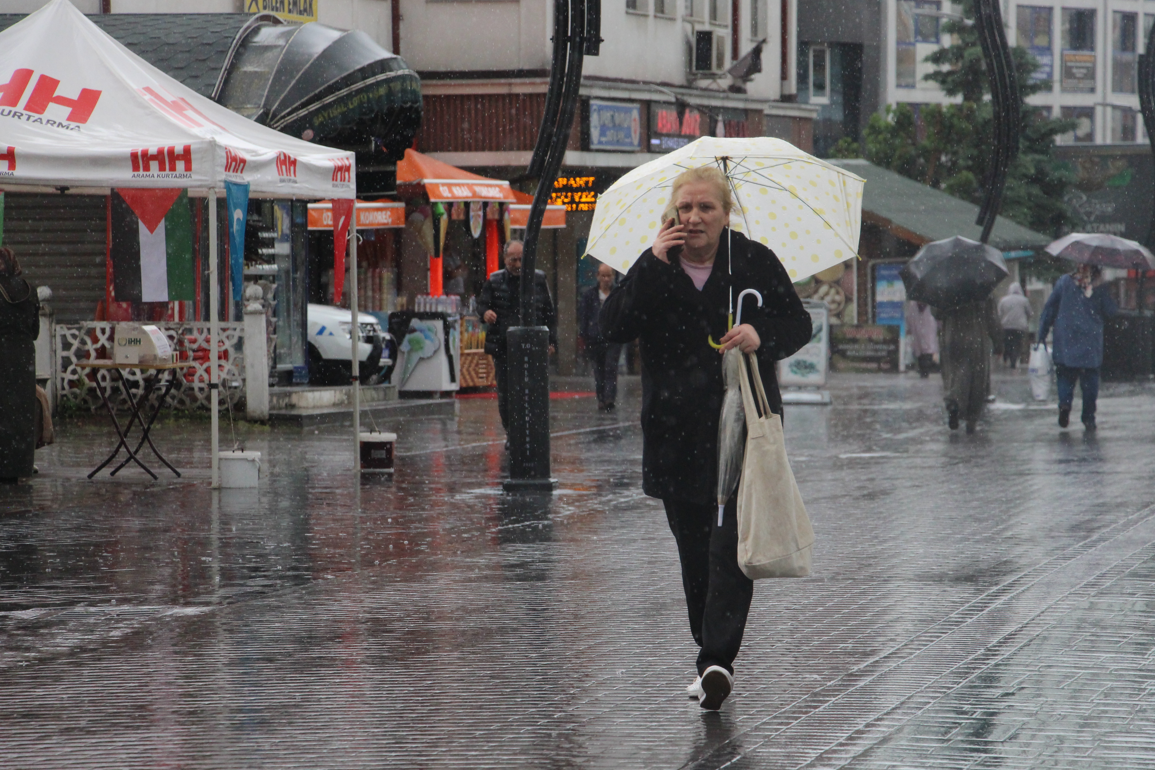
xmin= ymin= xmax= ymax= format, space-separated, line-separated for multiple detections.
xmin=934 ymin=296 xmax=1001 ymax=433
xmin=600 ymin=166 xmax=812 ymax=710
xmin=0 ymin=248 xmax=40 ymax=482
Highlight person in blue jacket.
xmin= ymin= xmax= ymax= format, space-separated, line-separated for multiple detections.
xmin=1037 ymin=264 xmax=1118 ymax=430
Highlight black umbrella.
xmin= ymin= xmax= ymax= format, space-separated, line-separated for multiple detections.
xmin=899 ymin=236 xmax=1009 ymax=308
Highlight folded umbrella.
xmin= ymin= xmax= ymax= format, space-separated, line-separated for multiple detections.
xmin=900 ymin=236 xmax=1008 ymax=309
xmin=1045 ymin=233 xmax=1155 ymax=270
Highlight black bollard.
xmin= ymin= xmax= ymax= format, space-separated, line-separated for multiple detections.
xmin=503 ymin=326 xmax=556 ymax=491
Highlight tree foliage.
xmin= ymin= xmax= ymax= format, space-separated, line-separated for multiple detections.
xmin=858 ymin=1 xmax=1075 ymax=237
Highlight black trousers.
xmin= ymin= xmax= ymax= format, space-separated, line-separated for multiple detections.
xmin=1003 ymin=329 xmax=1027 ymax=367
xmin=663 ymin=495 xmax=753 ymax=676
xmin=586 ymin=342 xmax=622 ymax=406
xmin=492 ymin=353 xmax=509 ymax=432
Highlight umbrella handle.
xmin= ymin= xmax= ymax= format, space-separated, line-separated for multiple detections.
xmin=708 ymin=313 xmax=734 ymax=349
xmin=734 ymin=289 xmax=763 ymax=326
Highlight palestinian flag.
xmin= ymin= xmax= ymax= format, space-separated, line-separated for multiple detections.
xmin=111 ymin=189 xmax=194 ymax=303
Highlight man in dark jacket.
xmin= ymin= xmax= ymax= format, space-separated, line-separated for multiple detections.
xmin=477 ymin=240 xmax=558 ymax=437
xmin=600 ymin=171 xmax=811 ymax=709
xmin=577 ymin=262 xmax=621 ymax=411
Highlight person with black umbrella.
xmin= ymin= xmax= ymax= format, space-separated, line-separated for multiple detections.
xmin=901 ymin=237 xmax=1008 ymax=434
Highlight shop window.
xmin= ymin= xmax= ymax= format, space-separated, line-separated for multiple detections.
xmin=1112 ymin=107 xmax=1137 ymax=142
xmin=810 ymin=45 xmax=830 ymax=104
xmin=1061 ymin=9 xmax=1096 ymax=93
xmin=1113 ymin=11 xmax=1138 ymax=93
xmin=1017 ymin=6 xmax=1054 ymax=84
xmin=1059 ymin=106 xmax=1095 ymax=143
xmin=896 ymin=1 xmax=916 ymax=88
xmin=914 ymin=1 xmax=941 ymax=44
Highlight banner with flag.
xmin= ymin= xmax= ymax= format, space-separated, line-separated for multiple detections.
xmin=0 ymin=190 xmax=5 ymax=246
xmin=111 ymin=188 xmax=194 ymax=303
xmin=225 ymin=180 xmax=250 ymax=303
xmin=331 ymin=197 xmax=353 ymax=305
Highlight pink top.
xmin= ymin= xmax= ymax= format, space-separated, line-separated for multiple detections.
xmin=680 ymin=259 xmax=714 ymax=291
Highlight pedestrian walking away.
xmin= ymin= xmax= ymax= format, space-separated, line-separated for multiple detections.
xmin=905 ymin=300 xmax=939 ymax=378
xmin=1037 ymin=265 xmax=1118 ymax=430
xmin=934 ymin=297 xmax=1002 ymax=434
xmin=578 ymin=262 xmax=622 ymax=411
xmin=0 ymin=247 xmax=40 ymax=483
xmin=998 ymin=282 xmax=1033 ymax=368
xmin=599 ymin=166 xmax=812 ymax=711
xmin=477 ymin=240 xmax=558 ymax=442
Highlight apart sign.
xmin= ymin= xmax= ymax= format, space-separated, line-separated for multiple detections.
xmin=588 ymin=100 xmax=641 ymax=152
xmin=246 ymin=0 xmax=318 ymax=23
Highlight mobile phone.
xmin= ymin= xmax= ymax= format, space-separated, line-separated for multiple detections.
xmin=661 ymin=205 xmax=682 ymax=262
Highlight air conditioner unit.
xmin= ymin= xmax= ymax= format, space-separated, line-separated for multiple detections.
xmin=693 ymin=29 xmax=727 ymax=74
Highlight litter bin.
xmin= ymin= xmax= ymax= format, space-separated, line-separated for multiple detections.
xmin=1102 ymin=310 xmax=1153 ymax=381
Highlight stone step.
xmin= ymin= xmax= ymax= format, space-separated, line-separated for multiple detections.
xmin=268 ymin=383 xmax=397 ymax=411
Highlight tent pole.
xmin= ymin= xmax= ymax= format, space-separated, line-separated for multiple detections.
xmin=208 ymin=189 xmax=220 ymax=488
xmin=350 ymin=206 xmax=361 ymax=472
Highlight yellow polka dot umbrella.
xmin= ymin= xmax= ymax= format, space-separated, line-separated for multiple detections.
xmin=584 ymin=136 xmax=864 ymax=284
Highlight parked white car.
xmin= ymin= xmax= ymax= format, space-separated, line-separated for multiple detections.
xmin=306 ymin=303 xmax=395 ymax=385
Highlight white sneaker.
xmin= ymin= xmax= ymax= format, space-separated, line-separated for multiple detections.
xmin=686 ymin=676 xmax=703 ymax=699
xmin=698 ymin=665 xmax=733 ymax=710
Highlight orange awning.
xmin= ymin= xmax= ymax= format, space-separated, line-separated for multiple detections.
xmin=508 ymin=189 xmax=566 ymax=229
xmin=396 ymin=149 xmax=517 ymax=202
xmin=307 ymin=200 xmax=405 ymax=230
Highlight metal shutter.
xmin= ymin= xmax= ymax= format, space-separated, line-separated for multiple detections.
xmin=4 ymin=194 xmax=107 ymax=323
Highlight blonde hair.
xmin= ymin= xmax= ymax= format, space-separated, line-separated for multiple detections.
xmin=670 ymin=166 xmax=733 ymax=214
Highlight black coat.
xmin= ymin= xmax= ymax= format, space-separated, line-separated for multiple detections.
xmin=599 ymin=229 xmax=812 ymax=504
xmin=577 ymin=285 xmax=608 ymax=345
xmin=0 ymin=275 xmax=39 ymax=479
xmin=477 ymin=269 xmax=558 ymax=357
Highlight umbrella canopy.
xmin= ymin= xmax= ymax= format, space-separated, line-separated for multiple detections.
xmin=396 ymin=149 xmax=516 ymax=202
xmin=585 ymin=137 xmax=864 ymax=282
xmin=0 ymin=0 xmax=355 ymax=198
xmin=1045 ymin=233 xmax=1155 ymax=270
xmin=900 ymin=236 xmax=1008 ymax=308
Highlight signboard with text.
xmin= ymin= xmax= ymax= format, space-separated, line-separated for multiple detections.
xmin=1062 ymin=51 xmax=1095 ymax=93
xmin=830 ymin=325 xmax=900 ymax=372
xmin=246 ymin=0 xmax=317 ymax=23
xmin=588 ymin=100 xmax=642 ymax=151
xmin=873 ymin=262 xmax=907 ymax=326
xmin=649 ymin=103 xmax=706 ymax=152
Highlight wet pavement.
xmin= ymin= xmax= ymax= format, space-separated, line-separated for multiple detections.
xmin=2 ymin=369 xmax=1155 ymax=769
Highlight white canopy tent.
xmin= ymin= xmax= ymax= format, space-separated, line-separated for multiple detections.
xmin=0 ymin=0 xmax=363 ymax=483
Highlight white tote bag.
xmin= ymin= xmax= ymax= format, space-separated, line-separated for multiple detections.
xmin=1028 ymin=342 xmax=1053 ymax=402
xmin=736 ymin=353 xmax=814 ymax=579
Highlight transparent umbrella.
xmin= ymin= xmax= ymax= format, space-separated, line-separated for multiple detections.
xmin=1045 ymin=233 xmax=1155 ymax=270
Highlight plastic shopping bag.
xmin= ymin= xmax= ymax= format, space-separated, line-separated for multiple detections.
xmin=1028 ymin=343 xmax=1053 ymax=401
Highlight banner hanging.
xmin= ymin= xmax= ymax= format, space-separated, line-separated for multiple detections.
xmin=331 ymin=197 xmax=354 ymax=304
xmin=225 ymin=180 xmax=250 ymax=303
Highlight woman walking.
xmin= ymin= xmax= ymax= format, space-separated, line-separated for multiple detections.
xmin=935 ymin=297 xmax=1002 ymax=434
xmin=0 ymin=248 xmax=40 ymax=482
xmin=1038 ymin=264 xmax=1117 ymax=430
xmin=600 ymin=166 xmax=811 ymax=710
xmin=997 ymin=282 xmax=1033 ymax=368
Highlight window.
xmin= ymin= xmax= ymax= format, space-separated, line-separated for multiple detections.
xmin=751 ymin=0 xmax=767 ymax=39
xmin=626 ymin=0 xmax=647 ymax=12
xmin=915 ymin=1 xmax=941 ymax=44
xmin=1062 ymin=8 xmax=1095 ymax=51
xmin=1059 ymin=106 xmax=1095 ymax=143
xmin=709 ymin=0 xmax=727 ymax=25
xmin=810 ymin=45 xmax=830 ymax=104
xmin=1061 ymin=9 xmax=1096 ymax=93
xmin=1146 ymin=15 xmax=1155 ymax=51
xmin=654 ymin=0 xmax=673 ymax=16
xmin=1017 ymin=6 xmax=1054 ymax=83
xmin=1112 ymin=107 xmax=1138 ymax=142
xmin=1114 ymin=11 xmax=1138 ymax=92
xmin=897 ymin=1 xmax=916 ymax=88
xmin=684 ymin=0 xmax=703 ymax=20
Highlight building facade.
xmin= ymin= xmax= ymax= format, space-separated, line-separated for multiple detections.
xmin=798 ymin=0 xmax=1155 ymax=154
xmin=397 ymin=0 xmax=817 ymax=373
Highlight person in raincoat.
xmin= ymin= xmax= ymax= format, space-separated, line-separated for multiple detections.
xmin=0 ymin=248 xmax=40 ymax=482
xmin=933 ymin=296 xmax=1002 ymax=434
xmin=599 ymin=166 xmax=812 ymax=710
xmin=905 ymin=300 xmax=939 ymax=377
xmin=1037 ymin=264 xmax=1117 ymax=430
xmin=997 ymin=282 xmax=1033 ymax=368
